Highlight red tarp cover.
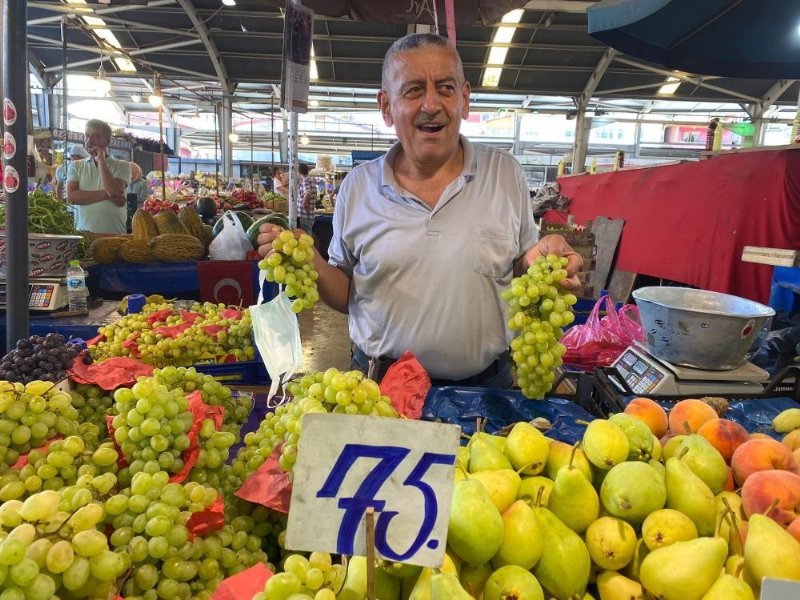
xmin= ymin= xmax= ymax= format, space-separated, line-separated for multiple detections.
xmin=552 ymin=149 xmax=800 ymax=304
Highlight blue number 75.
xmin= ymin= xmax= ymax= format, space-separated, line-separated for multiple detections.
xmin=316 ymin=444 xmax=455 ymax=558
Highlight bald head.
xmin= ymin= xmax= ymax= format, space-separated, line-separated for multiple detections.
xmin=381 ymin=33 xmax=465 ymax=92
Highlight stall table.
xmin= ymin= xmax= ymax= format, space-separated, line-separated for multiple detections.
xmin=551 ymin=148 xmax=800 ymax=304
xmin=0 ymin=301 xmax=120 ymax=353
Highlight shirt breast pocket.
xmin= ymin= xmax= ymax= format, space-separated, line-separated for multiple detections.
xmin=473 ymin=228 xmax=515 ymax=279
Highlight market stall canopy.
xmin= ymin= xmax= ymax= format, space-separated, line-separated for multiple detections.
xmin=587 ymin=0 xmax=800 ymax=79
xmin=250 ymin=0 xmax=529 ymax=25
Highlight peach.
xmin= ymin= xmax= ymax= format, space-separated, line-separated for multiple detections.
xmin=731 ymin=437 xmax=800 ymax=486
xmin=697 ymin=419 xmax=750 ymax=464
xmin=783 ymin=429 xmax=800 ymax=452
xmin=749 ymin=432 xmax=773 ymax=440
xmin=667 ymin=399 xmax=719 ymax=434
xmin=741 ymin=470 xmax=800 ymax=527
xmin=789 ymin=517 xmax=800 ymax=543
xmin=625 ymin=397 xmax=669 ymax=438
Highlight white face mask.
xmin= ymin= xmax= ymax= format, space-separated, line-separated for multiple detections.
xmin=250 ymin=273 xmax=303 ymax=403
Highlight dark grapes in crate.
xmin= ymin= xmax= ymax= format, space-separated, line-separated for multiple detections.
xmin=0 ymin=333 xmax=82 ymax=383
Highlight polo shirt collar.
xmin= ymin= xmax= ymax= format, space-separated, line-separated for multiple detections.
xmin=380 ymin=134 xmax=477 ymax=193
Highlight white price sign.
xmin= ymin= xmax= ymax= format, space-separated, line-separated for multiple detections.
xmin=761 ymin=578 xmax=800 ymax=600
xmin=285 ymin=414 xmax=460 ymax=567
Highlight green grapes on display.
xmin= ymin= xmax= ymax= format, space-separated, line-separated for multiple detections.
xmin=0 ymin=380 xmax=79 ymax=467
xmin=502 ymin=254 xmax=578 ymax=400
xmin=253 ymin=551 xmax=346 ymax=600
xmin=259 ymin=231 xmax=320 ymax=313
xmin=91 ymin=301 xmax=256 ymax=367
xmin=230 ymin=368 xmax=397 ymax=487
xmin=69 ymin=384 xmax=115 ymax=433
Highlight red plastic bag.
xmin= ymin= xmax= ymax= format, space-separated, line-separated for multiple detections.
xmin=187 ymin=496 xmax=225 ymax=539
xmin=69 ymin=356 xmax=153 ymax=390
xmin=210 ymin=563 xmax=273 ymax=600
xmin=235 ymin=447 xmax=292 ymax=514
xmin=562 ymin=296 xmax=644 ymax=369
xmin=380 ymin=351 xmax=429 ymax=420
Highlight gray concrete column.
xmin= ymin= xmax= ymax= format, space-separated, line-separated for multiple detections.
xmin=222 ymin=93 xmax=233 ymax=178
xmin=572 ymin=107 xmax=591 ymax=174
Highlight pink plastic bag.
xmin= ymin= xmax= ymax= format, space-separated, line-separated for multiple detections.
xmin=562 ymin=296 xmax=644 ymax=369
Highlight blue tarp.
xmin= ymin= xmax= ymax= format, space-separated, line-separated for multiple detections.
xmin=422 ymin=386 xmax=592 ymax=445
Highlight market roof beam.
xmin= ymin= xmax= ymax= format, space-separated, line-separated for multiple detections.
xmin=615 ymin=55 xmax=760 ymax=103
xmin=39 ymin=38 xmax=204 ymax=72
xmin=175 ymin=0 xmax=228 ymax=89
xmin=525 ymin=1 xmax=597 ymax=12
xmin=27 ymin=0 xmax=177 ymax=26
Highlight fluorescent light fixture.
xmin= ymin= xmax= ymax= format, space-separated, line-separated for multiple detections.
xmin=222 ymin=0 xmax=236 ymax=5
xmin=300 ymin=135 xmax=310 ymax=145
xmin=229 ymin=132 xmax=240 ymax=142
xmin=66 ymin=0 xmax=138 ymax=72
xmin=481 ymin=9 xmax=524 ymax=88
xmin=148 ymin=94 xmax=163 ymax=108
xmin=131 ymin=94 xmax=141 ymax=103
xmin=658 ymin=76 xmax=681 ymax=96
xmin=310 ymin=45 xmax=319 ymax=81
xmin=309 ymin=99 xmax=320 ymax=107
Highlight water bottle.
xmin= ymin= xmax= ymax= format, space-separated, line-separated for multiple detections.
xmin=66 ymin=260 xmax=88 ymax=313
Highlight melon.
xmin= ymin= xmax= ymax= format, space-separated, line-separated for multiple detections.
xmin=195 ymin=197 xmax=217 ymax=220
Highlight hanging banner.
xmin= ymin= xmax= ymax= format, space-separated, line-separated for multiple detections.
xmin=280 ymin=0 xmax=314 ymax=113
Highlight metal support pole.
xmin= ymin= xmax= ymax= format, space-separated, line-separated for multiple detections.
xmin=270 ymin=95 xmax=275 ymax=170
xmin=250 ymin=117 xmax=254 ymax=182
xmin=572 ymin=107 xmax=591 ymax=174
xmin=288 ymin=111 xmax=298 ymax=229
xmin=60 ymin=17 xmax=68 ymax=136
xmin=156 ymin=75 xmax=166 ymax=202
xmin=4 ymin=0 xmax=30 ymax=348
xmin=222 ymin=92 xmax=233 ymax=178
xmin=213 ymin=102 xmax=220 ymax=194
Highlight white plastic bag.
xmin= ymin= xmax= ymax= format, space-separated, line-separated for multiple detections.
xmin=250 ymin=272 xmax=303 ymax=403
xmin=208 ymin=211 xmax=252 ymax=260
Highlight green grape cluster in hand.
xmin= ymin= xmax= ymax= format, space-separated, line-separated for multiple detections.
xmin=502 ymin=254 xmax=577 ymax=400
xmin=260 ymin=231 xmax=320 ymax=313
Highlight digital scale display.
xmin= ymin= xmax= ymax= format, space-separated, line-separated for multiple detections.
xmin=615 ymin=348 xmax=666 ymax=394
xmin=30 ymin=284 xmax=55 ymax=308
xmin=0 ymin=280 xmax=68 ymax=311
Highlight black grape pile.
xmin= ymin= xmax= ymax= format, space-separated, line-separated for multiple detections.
xmin=0 ymin=334 xmax=81 ymax=383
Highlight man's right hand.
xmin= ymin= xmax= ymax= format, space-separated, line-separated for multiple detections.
xmin=257 ymin=224 xmax=284 ymax=257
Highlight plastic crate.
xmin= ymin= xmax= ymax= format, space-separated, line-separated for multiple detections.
xmin=193 ymin=360 xmax=270 ymax=385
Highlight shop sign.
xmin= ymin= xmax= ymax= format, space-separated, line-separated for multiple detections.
xmin=285 ymin=413 xmax=459 ymax=567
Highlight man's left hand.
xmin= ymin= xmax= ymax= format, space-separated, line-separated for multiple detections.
xmin=524 ymin=234 xmax=584 ymax=290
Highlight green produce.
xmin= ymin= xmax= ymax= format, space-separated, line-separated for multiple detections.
xmin=504 ymin=421 xmax=550 ymax=475
xmin=460 ymin=563 xmax=493 ymax=598
xmin=600 ymin=461 xmax=667 ymax=524
xmin=548 ymin=444 xmax=599 ymax=533
xmin=545 ymin=439 xmax=592 ymax=482
xmin=676 ymin=433 xmax=728 ymax=494
xmin=702 ymin=573 xmax=755 ymax=600
xmin=664 ymin=457 xmax=717 ymax=536
xmin=531 ymin=506 xmax=591 ymax=599
xmin=430 ymin=571 xmax=473 ymax=599
xmin=518 ymin=476 xmax=553 ymax=506
xmin=493 ymin=499 xmax=543 ymax=570
xmin=484 ymin=565 xmax=544 ymax=600
xmin=469 ymin=469 xmax=520 ymax=513
xmin=447 ymin=479 xmax=504 ymax=566
xmin=260 ymin=230 xmax=320 ymax=313
xmin=744 ymin=513 xmax=800 ymax=582
xmin=469 ymin=435 xmax=512 ymax=472
xmin=641 ymin=508 xmax=698 ymax=551
xmin=639 ymin=537 xmax=728 ymax=600
xmin=584 ymin=516 xmax=637 ymax=570
xmin=772 ymin=407 xmax=800 ymax=433
xmin=246 ymin=213 xmax=291 ymax=249
xmin=502 ymin=254 xmax=577 ymax=399
xmin=596 ymin=570 xmax=643 ymax=600
xmin=608 ymin=413 xmax=654 ymax=461
xmin=582 ymin=419 xmax=629 ymax=470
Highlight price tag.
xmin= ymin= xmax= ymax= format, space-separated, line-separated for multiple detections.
xmin=760 ymin=578 xmax=800 ymax=600
xmin=285 ymin=414 xmax=460 ymax=567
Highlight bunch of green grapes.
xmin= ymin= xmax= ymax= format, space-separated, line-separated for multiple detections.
xmin=0 ymin=432 xmax=117 ymax=499
xmin=255 ymin=552 xmax=345 ymax=600
xmin=224 ymin=496 xmax=286 ymax=565
xmin=153 ymin=366 xmax=254 ymax=442
xmin=260 ymin=231 xmax=320 ymax=313
xmin=0 ymin=380 xmax=79 ymax=467
xmin=502 ymin=254 xmax=578 ymax=400
xmin=0 ymin=488 xmax=129 ymax=600
xmin=68 ymin=384 xmax=115 ymax=433
xmin=186 ymin=420 xmax=237 ymax=488
xmin=230 ymin=368 xmax=397 ymax=484
xmin=92 ymin=302 xmax=256 ymax=366
xmin=110 ymin=378 xmax=194 ymax=480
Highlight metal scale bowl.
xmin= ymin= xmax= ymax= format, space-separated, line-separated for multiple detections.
xmin=611 ymin=287 xmax=775 ymax=396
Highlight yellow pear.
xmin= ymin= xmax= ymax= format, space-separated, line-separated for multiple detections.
xmin=582 ymin=420 xmax=630 ymax=470
xmin=447 ymin=479 xmax=504 ymax=566
xmin=484 ymin=565 xmax=544 ymax=600
xmin=584 ymin=516 xmax=638 ymax=571
xmin=621 ymin=538 xmax=649 ymax=581
xmin=504 ymin=421 xmax=550 ymax=475
xmin=468 ymin=436 xmax=512 ymax=473
xmin=493 ymin=500 xmax=543 ymax=570
xmin=596 ymin=570 xmax=644 ymax=600
xmin=701 ymin=573 xmax=754 ymax=600
xmin=429 ymin=571 xmax=472 ymax=600
xmin=546 ymin=440 xmax=593 ymax=482
xmin=664 ymin=457 xmax=717 ymax=536
xmin=641 ymin=508 xmax=698 ymax=551
xmin=549 ymin=444 xmax=600 ymax=533
xmin=744 ymin=513 xmax=800 ymax=582
xmin=459 ymin=563 xmax=493 ymax=598
xmin=518 ymin=476 xmax=554 ymax=507
xmin=469 ymin=469 xmax=521 ymax=513
xmin=639 ymin=537 xmax=728 ymax=600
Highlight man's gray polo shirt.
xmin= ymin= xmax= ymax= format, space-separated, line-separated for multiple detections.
xmin=328 ymin=136 xmax=538 ymax=380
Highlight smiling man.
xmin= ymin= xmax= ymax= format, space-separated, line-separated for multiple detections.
xmin=258 ymin=33 xmax=582 ymax=386
xmin=67 ymin=118 xmax=131 ymax=234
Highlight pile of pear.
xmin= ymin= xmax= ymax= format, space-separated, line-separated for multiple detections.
xmin=436 ymin=396 xmax=800 ymax=600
